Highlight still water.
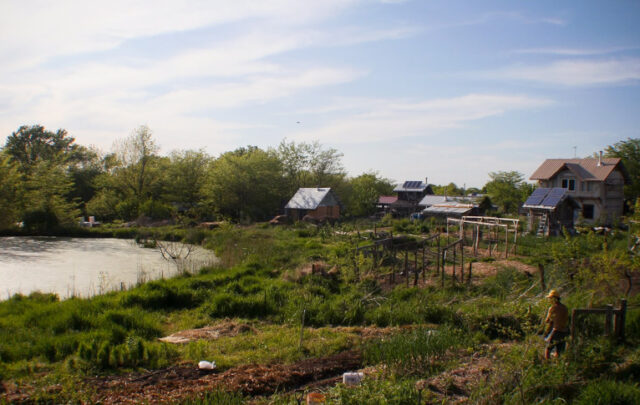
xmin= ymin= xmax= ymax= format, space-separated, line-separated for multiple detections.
xmin=0 ymin=237 xmax=217 ymax=300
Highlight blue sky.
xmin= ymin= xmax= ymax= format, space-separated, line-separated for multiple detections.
xmin=1 ymin=0 xmax=639 ymax=187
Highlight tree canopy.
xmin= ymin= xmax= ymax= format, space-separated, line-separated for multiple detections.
xmin=484 ymin=171 xmax=532 ymax=214
xmin=605 ymin=138 xmax=640 ymax=205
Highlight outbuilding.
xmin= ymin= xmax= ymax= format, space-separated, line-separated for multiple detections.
xmin=285 ymin=188 xmax=341 ymax=222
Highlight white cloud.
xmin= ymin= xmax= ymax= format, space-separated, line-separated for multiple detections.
xmin=290 ymin=94 xmax=552 ymax=144
xmin=0 ymin=0 xmax=362 ymax=72
xmin=499 ymin=59 xmax=640 ymax=86
xmin=514 ymin=46 xmax=638 ymax=56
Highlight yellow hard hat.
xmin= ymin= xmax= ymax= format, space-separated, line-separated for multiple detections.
xmin=546 ymin=289 xmax=560 ymax=299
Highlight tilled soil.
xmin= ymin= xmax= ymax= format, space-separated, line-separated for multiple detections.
xmin=87 ymin=350 xmax=362 ymax=404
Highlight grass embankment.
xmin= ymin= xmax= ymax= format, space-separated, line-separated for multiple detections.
xmin=1 ymin=220 xmax=640 ymax=404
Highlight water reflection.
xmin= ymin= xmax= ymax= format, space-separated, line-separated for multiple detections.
xmin=0 ymin=237 xmax=217 ymax=300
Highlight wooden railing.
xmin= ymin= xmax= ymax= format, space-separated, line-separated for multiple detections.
xmin=570 ymin=299 xmax=627 ymax=342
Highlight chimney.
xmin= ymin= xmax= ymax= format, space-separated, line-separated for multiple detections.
xmin=425 ymin=177 xmax=428 ymax=186
xmin=597 ymin=151 xmax=603 ymax=167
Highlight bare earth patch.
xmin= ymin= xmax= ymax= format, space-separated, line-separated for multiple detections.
xmin=159 ymin=319 xmax=258 ymax=344
xmin=417 ymin=344 xmax=512 ymax=404
xmin=86 ymin=350 xmax=361 ymax=404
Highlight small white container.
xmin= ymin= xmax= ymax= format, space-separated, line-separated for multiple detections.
xmin=198 ymin=360 xmax=216 ymax=370
xmin=342 ymin=372 xmax=364 ymax=386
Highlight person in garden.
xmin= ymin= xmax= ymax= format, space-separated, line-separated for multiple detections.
xmin=544 ymin=289 xmax=569 ymax=359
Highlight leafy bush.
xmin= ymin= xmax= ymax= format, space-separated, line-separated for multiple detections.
xmin=574 ymin=380 xmax=640 ymax=405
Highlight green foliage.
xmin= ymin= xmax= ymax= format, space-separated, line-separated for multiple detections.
xmin=0 ymin=154 xmax=21 ymax=229
xmin=4 ymin=124 xmax=87 ymax=172
xmin=364 ymin=326 xmax=466 ymax=376
xmin=343 ymin=172 xmax=394 ymax=217
xmin=605 ymin=137 xmax=640 ymax=204
xmin=331 ymin=377 xmax=419 ymax=405
xmin=180 ymin=389 xmax=246 ymax=405
xmin=574 ymin=380 xmax=640 ymax=405
xmin=205 ymin=147 xmax=286 ymax=221
xmin=485 ymin=171 xmax=531 ymax=214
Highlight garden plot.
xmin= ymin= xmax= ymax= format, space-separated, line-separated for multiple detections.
xmin=87 ymin=351 xmax=361 ymax=404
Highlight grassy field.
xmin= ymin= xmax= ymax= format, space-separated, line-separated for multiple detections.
xmin=1 ymin=219 xmax=639 ymax=404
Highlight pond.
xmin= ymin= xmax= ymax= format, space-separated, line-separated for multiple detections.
xmin=0 ymin=237 xmax=217 ymax=300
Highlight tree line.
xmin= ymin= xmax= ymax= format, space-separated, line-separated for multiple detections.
xmin=0 ymin=125 xmax=397 ymax=231
xmin=1 ymin=124 xmax=638 ymax=232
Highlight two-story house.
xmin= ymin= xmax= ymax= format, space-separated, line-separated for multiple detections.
xmin=529 ymin=153 xmax=628 ymax=224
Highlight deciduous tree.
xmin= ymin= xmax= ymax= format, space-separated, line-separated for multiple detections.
xmin=605 ymin=138 xmax=640 ymax=205
xmin=485 ymin=171 xmax=530 ymax=214
xmin=205 ymin=147 xmax=285 ymax=221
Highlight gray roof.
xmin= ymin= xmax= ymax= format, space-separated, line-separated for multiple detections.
xmin=285 ymin=188 xmax=338 ymax=210
xmin=419 ymin=195 xmax=480 ymax=207
xmin=423 ymin=203 xmax=474 ymax=215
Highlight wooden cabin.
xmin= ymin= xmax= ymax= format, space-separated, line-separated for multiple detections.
xmin=284 ymin=188 xmax=341 ymax=222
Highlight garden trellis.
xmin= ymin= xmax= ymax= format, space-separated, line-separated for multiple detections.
xmin=446 ymin=216 xmax=519 ymax=258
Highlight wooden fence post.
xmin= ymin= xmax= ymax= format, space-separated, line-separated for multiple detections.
xmin=460 ymin=240 xmax=464 ymax=283
xmin=452 ymin=246 xmax=457 ymax=285
xmin=615 ymin=299 xmax=627 ymax=342
xmin=414 ymin=249 xmax=419 ymax=286
xmin=538 ymin=263 xmax=546 ymax=292
xmin=441 ymin=250 xmax=446 ymax=287
xmin=605 ymin=304 xmax=613 ymax=336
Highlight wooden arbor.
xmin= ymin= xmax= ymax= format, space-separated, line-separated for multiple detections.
xmin=446 ymin=216 xmax=519 ymax=258
xmin=354 ymin=234 xmax=441 ymax=286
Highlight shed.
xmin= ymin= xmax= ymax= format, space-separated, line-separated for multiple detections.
xmin=285 ymin=188 xmax=341 ymax=221
xmin=522 ymin=187 xmax=580 ymax=236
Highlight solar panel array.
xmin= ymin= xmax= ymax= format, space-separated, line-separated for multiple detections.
xmin=541 ymin=188 xmax=567 ymax=207
xmin=525 ymin=187 xmax=549 ymax=206
xmin=523 ymin=187 xmax=568 ymax=208
xmin=403 ymin=181 xmax=424 ymax=189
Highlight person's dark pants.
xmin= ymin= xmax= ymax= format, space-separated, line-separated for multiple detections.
xmin=546 ymin=330 xmax=568 ymax=355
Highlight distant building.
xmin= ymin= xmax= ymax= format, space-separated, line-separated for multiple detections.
xmin=376 ymin=195 xmax=398 ymax=215
xmin=530 ymin=153 xmax=628 ymax=225
xmin=393 ymin=180 xmax=434 ymax=203
xmin=384 ymin=179 xmax=434 ymax=216
xmin=285 ymin=188 xmax=341 ymax=222
xmin=419 ymin=195 xmax=481 ymax=219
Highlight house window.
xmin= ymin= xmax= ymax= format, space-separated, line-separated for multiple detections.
xmin=561 ymin=178 xmax=575 ymax=191
xmin=582 ymin=204 xmax=594 ymax=220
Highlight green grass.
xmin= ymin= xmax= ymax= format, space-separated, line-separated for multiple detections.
xmin=1 ymin=222 xmax=639 ymax=404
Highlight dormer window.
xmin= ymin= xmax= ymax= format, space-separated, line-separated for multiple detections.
xmin=561 ymin=178 xmax=575 ymax=191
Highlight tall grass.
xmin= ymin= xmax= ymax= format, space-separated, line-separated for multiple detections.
xmin=364 ymin=326 xmax=467 ymax=376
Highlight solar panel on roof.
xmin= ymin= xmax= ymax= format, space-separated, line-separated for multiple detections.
xmin=403 ymin=181 xmax=421 ymax=189
xmin=541 ymin=188 xmax=567 ymax=208
xmin=524 ymin=188 xmax=549 ymax=206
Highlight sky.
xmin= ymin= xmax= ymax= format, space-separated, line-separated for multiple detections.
xmin=1 ymin=0 xmax=639 ymax=188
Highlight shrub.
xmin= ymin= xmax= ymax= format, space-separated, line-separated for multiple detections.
xmin=574 ymin=380 xmax=640 ymax=405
